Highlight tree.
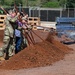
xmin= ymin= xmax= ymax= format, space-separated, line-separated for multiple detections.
xmin=13 ymin=0 xmax=23 ymax=6
xmin=0 ymin=0 xmax=5 ymax=5
xmin=66 ymin=0 xmax=75 ymax=8
xmin=59 ymin=0 xmax=67 ymax=8
xmin=59 ymin=0 xmax=75 ymax=8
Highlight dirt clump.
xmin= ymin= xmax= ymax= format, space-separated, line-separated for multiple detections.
xmin=0 ymin=30 xmax=4 ymax=42
xmin=0 ymin=30 xmax=72 ymax=70
xmin=0 ymin=30 xmax=4 ymax=47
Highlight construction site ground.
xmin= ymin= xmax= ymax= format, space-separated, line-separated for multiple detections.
xmin=0 ymin=26 xmax=75 ymax=75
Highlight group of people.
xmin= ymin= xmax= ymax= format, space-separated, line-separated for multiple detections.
xmin=0 ymin=9 xmax=30 ymax=61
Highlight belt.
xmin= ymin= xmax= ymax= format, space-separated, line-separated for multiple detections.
xmin=5 ymin=35 xmax=9 ymax=36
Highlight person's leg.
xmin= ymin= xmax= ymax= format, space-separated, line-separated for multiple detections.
xmin=15 ymin=37 xmax=18 ymax=54
xmin=8 ymin=44 xmax=15 ymax=57
xmin=8 ymin=37 xmax=15 ymax=57
xmin=0 ymin=36 xmax=10 ymax=60
xmin=15 ymin=37 xmax=22 ymax=53
xmin=22 ymin=36 xmax=28 ymax=48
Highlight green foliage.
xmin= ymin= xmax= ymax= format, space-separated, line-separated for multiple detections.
xmin=42 ymin=2 xmax=60 ymax=8
xmin=59 ymin=0 xmax=66 ymax=7
xmin=0 ymin=0 xmax=75 ymax=8
xmin=59 ymin=0 xmax=75 ymax=8
xmin=0 ymin=0 xmax=5 ymax=5
xmin=0 ymin=0 xmax=23 ymax=6
xmin=29 ymin=0 xmax=36 ymax=1
xmin=4 ymin=0 xmax=13 ymax=6
xmin=66 ymin=0 xmax=75 ymax=8
xmin=14 ymin=0 xmax=22 ymax=6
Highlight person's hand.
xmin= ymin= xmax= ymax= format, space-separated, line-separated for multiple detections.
xmin=17 ymin=12 xmax=20 ymax=16
xmin=0 ymin=6 xmax=3 ymax=10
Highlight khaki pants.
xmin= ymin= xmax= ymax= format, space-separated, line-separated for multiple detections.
xmin=0 ymin=35 xmax=15 ymax=57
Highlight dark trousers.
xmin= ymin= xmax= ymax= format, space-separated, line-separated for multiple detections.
xmin=15 ymin=37 xmax=22 ymax=54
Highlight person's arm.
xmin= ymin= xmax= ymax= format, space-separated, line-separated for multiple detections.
xmin=8 ymin=13 xmax=20 ymax=22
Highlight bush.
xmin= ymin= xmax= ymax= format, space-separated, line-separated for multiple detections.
xmin=42 ymin=2 xmax=60 ymax=8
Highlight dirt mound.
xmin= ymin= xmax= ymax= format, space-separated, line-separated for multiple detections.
xmin=0 ymin=30 xmax=4 ymax=47
xmin=0 ymin=30 xmax=72 ymax=70
xmin=0 ymin=30 xmax=4 ymax=42
xmin=46 ymin=33 xmax=72 ymax=53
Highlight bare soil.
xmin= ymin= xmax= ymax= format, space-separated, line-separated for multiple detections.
xmin=0 ymin=30 xmax=74 ymax=75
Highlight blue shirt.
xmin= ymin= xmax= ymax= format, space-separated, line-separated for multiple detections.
xmin=15 ymin=29 xmax=21 ymax=37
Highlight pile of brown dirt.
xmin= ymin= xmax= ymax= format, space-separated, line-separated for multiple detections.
xmin=0 ymin=30 xmax=4 ymax=42
xmin=0 ymin=30 xmax=72 ymax=70
xmin=0 ymin=30 xmax=71 ymax=70
xmin=46 ymin=33 xmax=72 ymax=53
xmin=0 ymin=30 xmax=4 ymax=46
